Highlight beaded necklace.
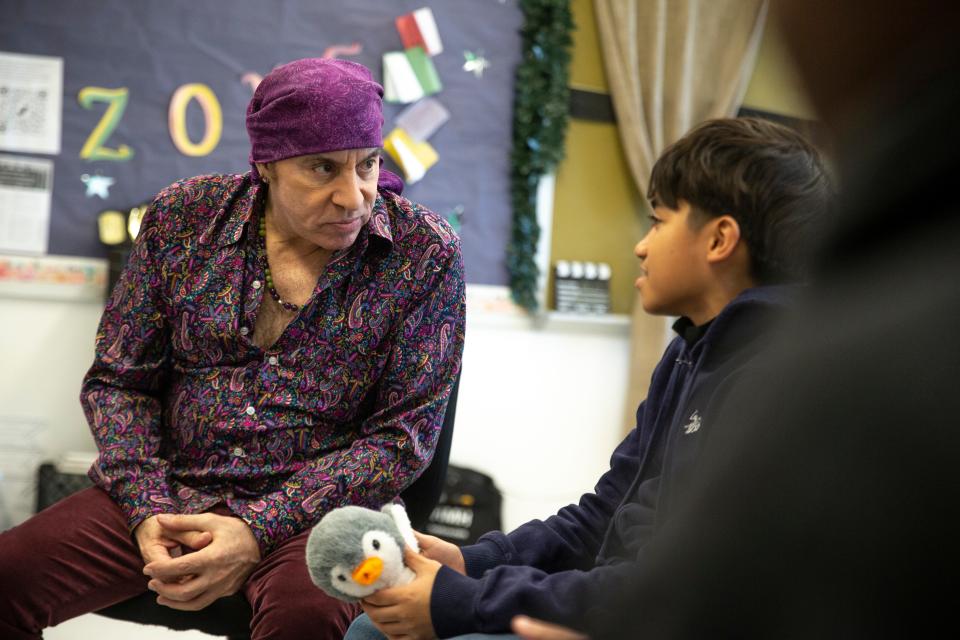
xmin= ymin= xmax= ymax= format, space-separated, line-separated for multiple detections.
xmin=258 ymin=213 xmax=301 ymax=313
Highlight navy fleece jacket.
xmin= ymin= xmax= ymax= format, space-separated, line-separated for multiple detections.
xmin=430 ymin=286 xmax=795 ymax=638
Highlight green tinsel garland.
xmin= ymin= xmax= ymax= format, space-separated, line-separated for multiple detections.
xmin=507 ymin=0 xmax=574 ymax=311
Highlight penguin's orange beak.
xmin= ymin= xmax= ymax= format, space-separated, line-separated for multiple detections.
xmin=352 ymin=556 xmax=384 ymax=586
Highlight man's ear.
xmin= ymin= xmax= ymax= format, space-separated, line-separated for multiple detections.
xmin=255 ymin=162 xmax=275 ymax=183
xmin=705 ymin=215 xmax=743 ymax=264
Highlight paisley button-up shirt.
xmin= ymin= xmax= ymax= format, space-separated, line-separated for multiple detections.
xmin=81 ymin=173 xmax=465 ymax=554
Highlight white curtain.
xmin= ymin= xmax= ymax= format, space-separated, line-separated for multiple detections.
xmin=593 ymin=0 xmax=768 ymax=432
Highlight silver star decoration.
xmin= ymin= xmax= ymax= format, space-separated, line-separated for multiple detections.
xmin=81 ymin=174 xmax=115 ymax=199
xmin=463 ymin=51 xmax=491 ymax=78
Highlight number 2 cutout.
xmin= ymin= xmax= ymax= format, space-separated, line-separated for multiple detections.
xmin=78 ymin=87 xmax=134 ymax=161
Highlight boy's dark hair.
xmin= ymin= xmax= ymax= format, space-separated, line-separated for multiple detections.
xmin=648 ymin=117 xmax=832 ymax=284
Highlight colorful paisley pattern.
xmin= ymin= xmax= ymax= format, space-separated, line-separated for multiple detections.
xmin=80 ymin=173 xmax=465 ymax=555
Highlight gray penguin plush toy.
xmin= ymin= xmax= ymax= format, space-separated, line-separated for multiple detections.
xmin=305 ymin=503 xmax=420 ymax=602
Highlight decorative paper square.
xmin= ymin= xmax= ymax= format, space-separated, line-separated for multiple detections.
xmin=384 ymin=127 xmax=438 ymax=184
xmin=395 ymin=7 xmax=443 ymax=56
xmin=395 ymin=97 xmax=450 ymax=142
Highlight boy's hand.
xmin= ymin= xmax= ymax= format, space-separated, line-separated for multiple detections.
xmin=361 ymin=547 xmax=441 ymax=639
xmin=512 ymin=615 xmax=589 ymax=640
xmin=414 ymin=530 xmax=466 ymax=574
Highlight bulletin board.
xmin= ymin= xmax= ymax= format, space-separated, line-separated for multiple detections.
xmin=0 ymin=0 xmax=523 ymax=285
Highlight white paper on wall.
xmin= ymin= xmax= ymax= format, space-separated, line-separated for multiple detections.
xmin=0 ymin=51 xmax=63 ymax=155
xmin=0 ymin=154 xmax=53 ymax=254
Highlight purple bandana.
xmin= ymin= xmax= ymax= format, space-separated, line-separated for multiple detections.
xmin=246 ymin=58 xmax=403 ymax=194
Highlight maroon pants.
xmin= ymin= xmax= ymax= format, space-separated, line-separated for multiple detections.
xmin=0 ymin=487 xmax=359 ymax=639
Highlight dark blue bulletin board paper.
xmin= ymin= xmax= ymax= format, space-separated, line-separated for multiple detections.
xmin=0 ymin=0 xmax=522 ymax=285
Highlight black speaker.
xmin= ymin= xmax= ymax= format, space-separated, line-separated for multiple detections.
xmin=35 ymin=462 xmax=92 ymax=513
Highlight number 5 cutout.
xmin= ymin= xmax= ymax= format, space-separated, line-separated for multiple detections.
xmin=78 ymin=87 xmax=134 ymax=161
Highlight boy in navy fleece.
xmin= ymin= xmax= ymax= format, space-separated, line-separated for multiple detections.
xmin=348 ymin=118 xmax=832 ymax=640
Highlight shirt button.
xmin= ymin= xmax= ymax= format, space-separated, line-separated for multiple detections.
xmin=252 ymin=280 xmax=262 ymax=289
xmin=268 ymin=355 xmax=279 ymax=366
xmin=233 ymin=447 xmax=245 ymax=457
xmin=245 ymin=406 xmax=256 ymax=416
xmin=239 ymin=326 xmax=249 ymax=335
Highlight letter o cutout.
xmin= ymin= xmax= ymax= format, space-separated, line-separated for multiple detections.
xmin=168 ymin=83 xmax=222 ymax=157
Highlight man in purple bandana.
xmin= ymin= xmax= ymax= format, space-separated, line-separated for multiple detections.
xmin=0 ymin=58 xmax=465 ymax=640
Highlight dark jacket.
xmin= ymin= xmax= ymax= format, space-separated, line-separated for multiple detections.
xmin=430 ymin=286 xmax=794 ymax=637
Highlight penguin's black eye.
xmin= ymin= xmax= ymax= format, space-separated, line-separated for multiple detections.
xmin=337 ymin=574 xmax=347 ymax=582
xmin=372 ymin=539 xmax=381 ymax=550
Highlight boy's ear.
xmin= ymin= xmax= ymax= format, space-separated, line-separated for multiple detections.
xmin=705 ymin=215 xmax=743 ymax=264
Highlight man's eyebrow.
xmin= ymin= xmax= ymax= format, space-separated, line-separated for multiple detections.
xmin=301 ymin=149 xmax=381 ymax=165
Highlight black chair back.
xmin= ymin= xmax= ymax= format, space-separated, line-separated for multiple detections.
xmin=400 ymin=374 xmax=460 ymax=529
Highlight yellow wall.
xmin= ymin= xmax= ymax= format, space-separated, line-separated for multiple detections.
xmin=567 ymin=0 xmax=607 ymax=92
xmin=550 ymin=0 xmax=644 ymax=315
xmin=742 ymin=23 xmax=817 ymax=118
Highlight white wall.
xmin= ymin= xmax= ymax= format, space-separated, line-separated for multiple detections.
xmin=456 ymin=286 xmax=632 ymax=530
xmin=0 ymin=287 xmax=104 ymax=528
xmin=0 ymin=275 xmax=641 ymax=533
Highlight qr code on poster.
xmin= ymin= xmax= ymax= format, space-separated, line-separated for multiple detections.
xmin=0 ymin=86 xmax=49 ymax=136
